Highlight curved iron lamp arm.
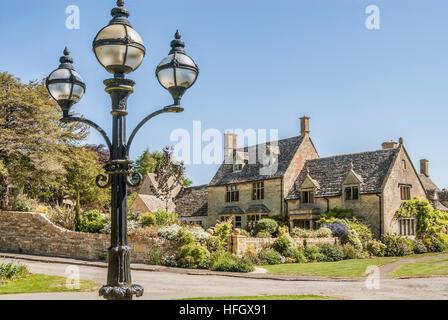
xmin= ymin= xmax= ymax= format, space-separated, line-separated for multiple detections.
xmin=126 ymin=105 xmax=184 ymax=157
xmin=61 ymin=116 xmax=112 ymax=152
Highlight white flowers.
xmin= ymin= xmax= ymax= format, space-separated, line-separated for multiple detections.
xmin=158 ymin=224 xmax=211 ymax=242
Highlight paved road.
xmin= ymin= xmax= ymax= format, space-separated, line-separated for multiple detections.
xmin=0 ymin=257 xmax=448 ymax=300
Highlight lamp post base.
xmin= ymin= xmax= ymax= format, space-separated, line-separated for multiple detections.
xmin=99 ymin=284 xmax=144 ymax=300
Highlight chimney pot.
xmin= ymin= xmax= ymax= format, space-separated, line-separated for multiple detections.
xmin=420 ymin=159 xmax=429 ymax=177
xmin=382 ymin=141 xmax=398 ymax=149
xmin=224 ymin=132 xmax=237 ymax=164
xmin=300 ymin=116 xmax=310 ymax=136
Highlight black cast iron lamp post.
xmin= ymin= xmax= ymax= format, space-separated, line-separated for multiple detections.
xmin=45 ymin=0 xmax=199 ymax=300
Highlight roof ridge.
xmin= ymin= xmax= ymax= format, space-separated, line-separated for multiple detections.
xmin=237 ymin=135 xmax=302 ymax=151
xmin=307 ymin=148 xmax=397 ymax=162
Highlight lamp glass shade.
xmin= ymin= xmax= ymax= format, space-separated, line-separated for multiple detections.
xmin=93 ymin=24 xmax=145 ymax=74
xmin=47 ymin=69 xmax=85 ymax=102
xmin=156 ymin=53 xmax=198 ymax=89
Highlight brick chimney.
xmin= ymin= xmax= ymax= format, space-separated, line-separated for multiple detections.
xmin=300 ymin=116 xmax=310 ymax=136
xmin=420 ymin=159 xmax=429 ymax=177
xmin=224 ymin=132 xmax=237 ymax=164
xmin=382 ymin=141 xmax=398 ymax=149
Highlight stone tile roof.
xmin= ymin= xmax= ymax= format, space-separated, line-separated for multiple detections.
xmin=174 ymin=185 xmax=208 ymax=217
xmin=219 ymin=206 xmax=245 ymax=214
xmin=439 ymin=190 xmax=448 ymax=201
xmin=209 ymin=136 xmax=305 ymax=186
xmin=287 ymin=148 xmax=398 ymax=199
xmin=433 ymin=200 xmax=448 ymax=211
xmin=418 ymin=174 xmax=440 ymax=193
xmin=245 ymin=204 xmax=271 ymax=214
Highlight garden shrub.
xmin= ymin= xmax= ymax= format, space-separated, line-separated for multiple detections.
xmin=214 ymin=219 xmax=233 ymax=247
xmin=412 ymin=239 xmax=427 ymax=254
xmin=256 ymin=231 xmax=272 ymax=238
xmin=319 ymin=243 xmax=345 ymax=262
xmin=140 ymin=213 xmax=157 ymax=227
xmin=277 ymin=225 xmax=289 ymax=236
xmin=315 ymin=227 xmax=333 ymax=238
xmin=244 ymin=245 xmax=260 ymax=264
xmin=256 ymin=218 xmax=278 ymax=236
xmin=11 ymin=194 xmax=34 ymax=212
xmin=304 ymin=245 xmax=325 ymax=262
xmin=0 ymin=262 xmax=29 ymax=281
xmin=323 ymin=222 xmax=349 ymax=238
xmin=258 ymin=248 xmax=282 ymax=265
xmin=290 ymin=227 xmax=333 ymax=239
xmin=341 ymin=230 xmax=363 ymax=251
xmin=178 ymin=242 xmax=210 ymax=268
xmin=382 ymin=233 xmax=409 ymax=257
xmin=148 ymin=245 xmax=163 ymax=265
xmin=210 ymin=251 xmax=253 ymax=272
xmin=342 ymin=244 xmax=361 ymax=259
xmin=273 ymin=234 xmax=294 ymax=255
xmin=284 ymin=247 xmax=307 ymax=263
xmin=345 ymin=219 xmax=372 ymax=245
xmin=78 ymin=210 xmax=106 ymax=233
xmin=130 ymin=227 xmax=158 ymax=240
xmin=366 ymin=240 xmax=386 ymax=257
xmin=47 ymin=206 xmax=76 ymax=231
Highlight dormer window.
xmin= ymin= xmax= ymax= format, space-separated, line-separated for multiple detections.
xmin=345 ymin=186 xmax=359 ymax=201
xmin=301 ymin=190 xmax=314 ymax=204
xmin=233 ymin=164 xmax=243 ymax=172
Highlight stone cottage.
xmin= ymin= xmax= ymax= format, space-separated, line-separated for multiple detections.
xmin=207 ymin=117 xmax=319 ymax=230
xmin=132 ymin=116 xmax=445 ymax=238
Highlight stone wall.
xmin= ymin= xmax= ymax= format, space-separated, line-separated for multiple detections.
xmin=228 ymin=234 xmax=338 ymax=255
xmin=0 ymin=211 xmax=178 ymax=264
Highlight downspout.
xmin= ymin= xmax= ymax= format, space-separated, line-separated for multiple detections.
xmin=376 ymin=193 xmax=383 ymax=238
xmin=280 ymin=179 xmax=284 ymax=223
xmin=324 ymin=197 xmax=330 ymax=213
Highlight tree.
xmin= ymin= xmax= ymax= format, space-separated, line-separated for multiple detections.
xmin=64 ymin=146 xmax=110 ymax=227
xmin=0 ymin=72 xmax=87 ymax=207
xmin=152 ymin=146 xmax=186 ymax=218
xmin=134 ymin=148 xmax=192 ymax=187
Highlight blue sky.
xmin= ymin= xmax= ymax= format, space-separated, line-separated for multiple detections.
xmin=1 ymin=0 xmax=448 ymax=187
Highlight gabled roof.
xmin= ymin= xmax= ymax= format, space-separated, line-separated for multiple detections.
xmin=418 ymin=174 xmax=440 ymax=193
xmin=209 ymin=135 xmax=305 ymax=186
xmin=174 ymin=185 xmax=208 ymax=217
xmin=287 ymin=148 xmax=398 ymax=199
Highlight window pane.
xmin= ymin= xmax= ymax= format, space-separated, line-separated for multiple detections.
xmin=353 ymin=187 xmax=359 ymax=200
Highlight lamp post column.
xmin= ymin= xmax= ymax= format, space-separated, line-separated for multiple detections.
xmin=99 ymin=77 xmax=143 ymax=300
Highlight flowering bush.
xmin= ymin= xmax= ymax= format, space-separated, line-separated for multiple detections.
xmin=178 ymin=242 xmax=210 ymax=269
xmin=290 ymin=227 xmax=333 ymax=238
xmin=273 ymin=234 xmax=295 ymax=255
xmin=304 ymin=245 xmax=325 ymax=262
xmin=412 ymin=239 xmax=428 ymax=254
xmin=258 ymin=248 xmax=282 ymax=265
xmin=323 ymin=222 xmax=349 ymax=238
xmin=319 ymin=243 xmax=345 ymax=262
xmin=210 ymin=251 xmax=253 ymax=272
xmin=158 ymin=224 xmax=210 ymax=243
xmin=366 ymin=240 xmax=386 ymax=257
xmin=341 ymin=230 xmax=363 ymax=251
xmin=382 ymin=233 xmax=409 ymax=257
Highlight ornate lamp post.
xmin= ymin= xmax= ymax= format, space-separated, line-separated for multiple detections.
xmin=46 ymin=0 xmax=199 ymax=300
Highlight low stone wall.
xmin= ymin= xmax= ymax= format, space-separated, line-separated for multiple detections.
xmin=0 ymin=211 xmax=178 ymax=264
xmin=228 ymin=235 xmax=338 ymax=255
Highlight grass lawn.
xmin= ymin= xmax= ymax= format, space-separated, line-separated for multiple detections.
xmin=180 ymin=295 xmax=341 ymax=300
xmin=390 ymin=256 xmax=448 ymax=278
xmin=261 ymin=252 xmax=446 ymax=277
xmin=261 ymin=257 xmax=399 ymax=277
xmin=0 ymin=274 xmax=98 ymax=295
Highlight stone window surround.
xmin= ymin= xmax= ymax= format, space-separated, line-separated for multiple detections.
xmin=301 ymin=188 xmax=315 ymax=204
xmin=398 ymin=217 xmax=416 ymax=236
xmin=252 ymin=181 xmax=265 ymax=200
xmin=344 ymin=185 xmax=360 ymax=201
xmin=399 ymin=184 xmax=412 ymax=200
xmin=226 ymin=185 xmax=240 ymax=202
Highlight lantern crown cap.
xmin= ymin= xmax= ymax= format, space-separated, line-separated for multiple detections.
xmin=58 ymin=47 xmax=74 ymax=70
xmin=170 ymin=30 xmax=185 ymax=54
xmin=110 ymin=0 xmax=131 ymax=26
